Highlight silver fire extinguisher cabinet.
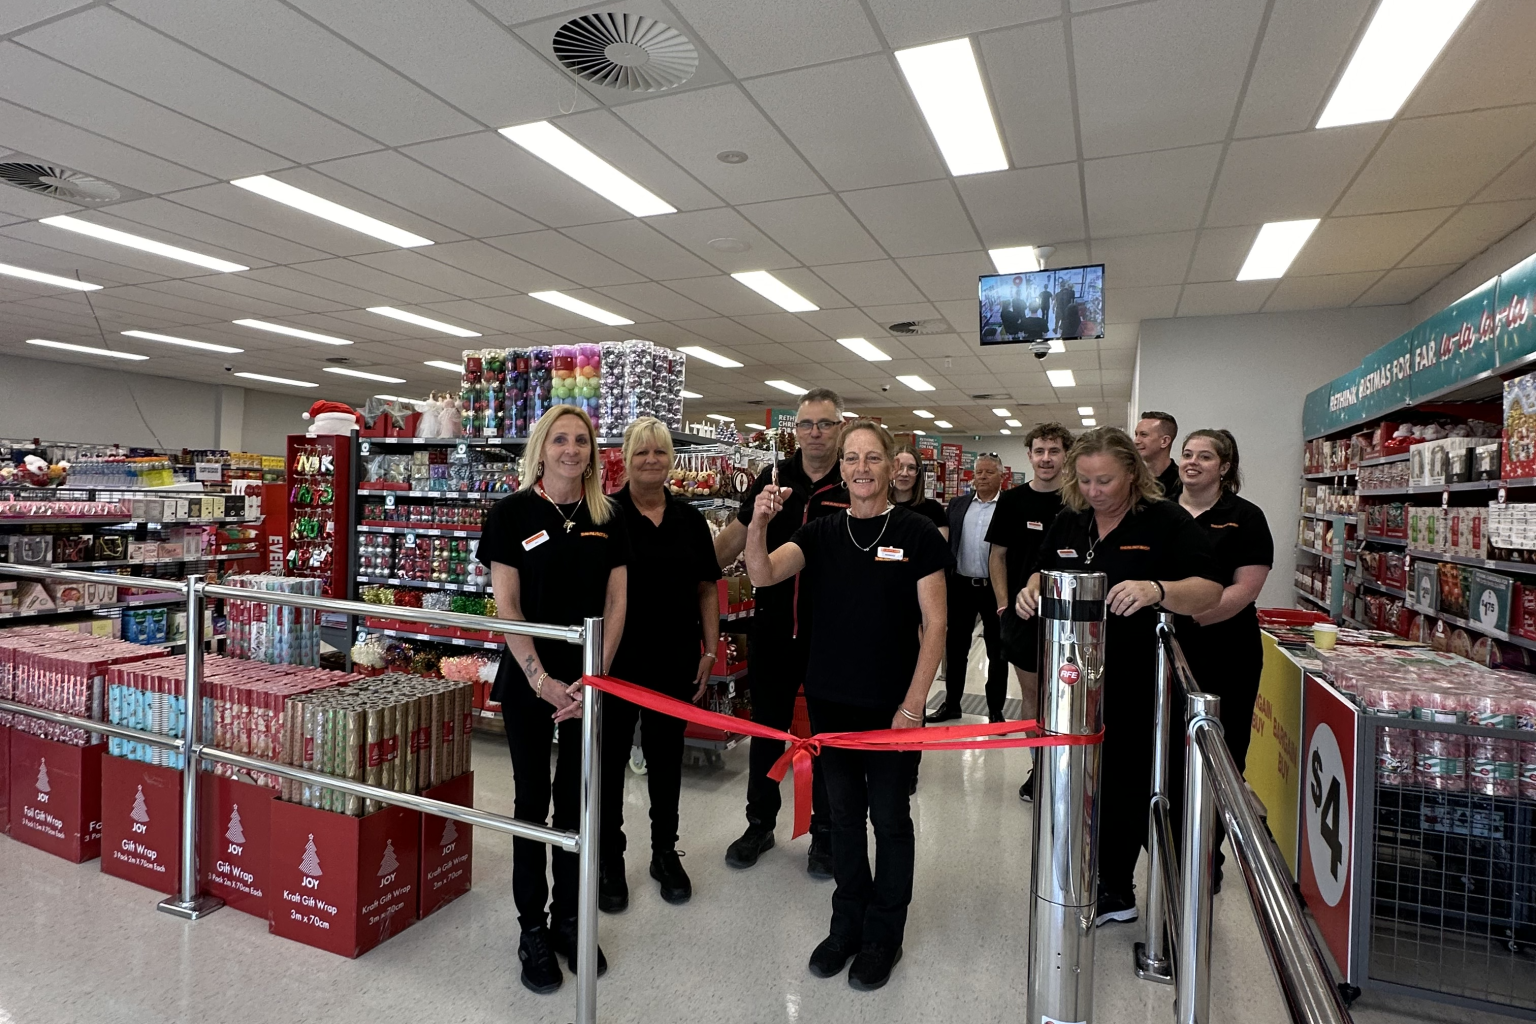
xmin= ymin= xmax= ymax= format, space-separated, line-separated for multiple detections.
xmin=1026 ymin=569 xmax=1108 ymax=1024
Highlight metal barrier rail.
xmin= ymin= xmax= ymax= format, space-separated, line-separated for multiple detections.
xmin=1135 ymin=613 xmax=1351 ymax=1024
xmin=0 ymin=563 xmax=605 ymax=1024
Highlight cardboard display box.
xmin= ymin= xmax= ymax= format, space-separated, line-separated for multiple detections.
xmin=100 ymin=755 xmax=181 ymax=893
xmin=200 ymin=773 xmax=275 ymax=918
xmin=418 ymin=772 xmax=473 ymax=918
xmin=8 ymin=732 xmax=105 ymax=862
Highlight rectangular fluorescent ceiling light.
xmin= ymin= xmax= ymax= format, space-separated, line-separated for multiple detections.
xmin=706 ymin=413 xmax=733 ymax=422
xmin=27 ymin=338 xmax=147 ymax=361
xmin=1046 ymin=369 xmax=1076 ymax=387
xmin=374 ymin=395 xmax=417 ymax=403
xmin=933 ymin=420 xmax=953 ymax=429
xmin=999 ymin=429 xmax=1012 ymax=435
xmin=235 ymin=372 xmax=318 ymax=388
xmin=897 ymin=375 xmax=935 ymax=392
xmin=913 ymin=409 xmax=935 ymax=419
xmin=324 ymin=367 xmax=407 ymax=384
xmin=41 ymin=215 xmax=248 ymax=272
xmin=1005 ymin=418 xmax=1022 ymax=427
xmin=841 ymin=411 xmax=858 ymax=418
xmin=1236 ymin=219 xmax=1321 ymax=280
xmin=1047 ymin=339 xmax=1066 ymax=353
xmin=528 ymin=290 xmax=633 ymax=326
xmin=0 ymin=262 xmax=101 ymax=291
xmin=731 ymin=271 xmax=818 ymax=312
xmin=1077 ymin=406 xmax=1094 ymax=415
xmin=499 ymin=121 xmax=676 ymax=217
xmin=836 ymin=337 xmax=890 ymax=361
xmin=231 ymin=175 xmax=432 ymax=247
xmin=233 ymin=319 xmax=353 ymax=346
xmin=368 ymin=306 xmax=480 ymax=338
xmin=744 ymin=422 xmax=766 ymax=430
xmin=677 ymin=345 xmax=743 ymax=368
xmin=895 ymin=38 xmax=1008 ymax=176
xmin=991 ymin=407 xmax=1011 ymax=417
xmin=424 ymin=360 xmax=462 ymax=372
xmin=681 ymin=389 xmax=702 ymax=399
xmin=1316 ymin=0 xmax=1476 ymax=128
xmin=988 ymin=246 xmax=1038 ymax=274
xmin=122 ymin=330 xmax=242 ymax=354
xmin=1081 ymin=417 xmax=1097 ymax=426
xmin=765 ymin=379 xmax=809 ymax=396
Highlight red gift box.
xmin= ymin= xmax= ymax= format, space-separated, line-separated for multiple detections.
xmin=8 ymin=732 xmax=104 ymax=863
xmin=418 ymin=771 xmax=474 ymax=918
xmin=201 ymin=773 xmax=275 ymax=917
xmin=387 ymin=412 xmax=422 ymax=438
xmin=100 ymin=755 xmax=181 ymax=893
xmin=268 ymin=800 xmax=419 ymax=958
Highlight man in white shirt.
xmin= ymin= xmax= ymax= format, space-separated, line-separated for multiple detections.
xmin=927 ymin=454 xmax=1008 ymax=723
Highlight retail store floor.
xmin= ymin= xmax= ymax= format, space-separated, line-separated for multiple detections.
xmin=0 ymin=644 xmax=1517 ymax=1024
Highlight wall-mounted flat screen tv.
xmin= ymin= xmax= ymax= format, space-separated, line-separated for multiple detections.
xmin=979 ymin=264 xmax=1104 ymax=345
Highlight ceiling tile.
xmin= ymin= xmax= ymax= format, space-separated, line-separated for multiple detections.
xmin=956 ymin=163 xmax=1085 ymax=247
xmin=646 ymin=207 xmax=800 ymax=273
xmin=1404 ymin=0 xmax=1536 ymax=118
xmin=1233 ymin=0 xmax=1374 ymax=137
xmin=671 ymin=316 xmax=773 ymax=348
xmin=664 ymin=276 xmax=782 ymax=317
xmin=553 ymin=109 xmax=724 ymax=214
xmin=745 ymin=56 xmax=948 ymax=191
xmin=1175 ymin=280 xmax=1275 ymax=317
xmin=412 ymin=299 xmax=549 ymax=335
xmin=1091 ymin=233 xmax=1197 ymax=288
xmin=1205 ymin=125 xmax=1384 ymax=227
xmin=1072 ymin=0 xmax=1267 ymax=157
xmin=103 ymin=197 xmax=331 ymax=267
xmin=810 ymin=260 xmax=924 ymax=307
xmin=731 ymin=313 xmax=828 ymax=344
xmin=1477 ymin=144 xmax=1536 ymax=203
xmin=487 ymin=230 xmax=647 ymax=288
xmin=896 ymin=252 xmax=997 ymax=302
xmin=868 ymin=0 xmax=1057 ymax=48
xmin=863 ymin=302 xmax=941 ymax=329
xmin=979 ymin=19 xmax=1079 ymax=170
xmin=1353 ymin=265 xmax=1460 ymax=307
xmin=562 ymin=221 xmax=719 ymax=281
xmin=841 ymin=181 xmax=980 ymax=258
xmin=1334 ymin=107 xmax=1536 ymax=217
xmin=420 ymin=240 xmax=573 ymax=294
xmin=163 ymin=183 xmax=392 ymax=259
xmin=589 ymin=282 xmax=718 ymax=322
xmin=1084 ymin=145 xmax=1222 ymax=236
xmin=794 ymin=308 xmax=885 ymax=340
xmin=1399 ymin=200 xmax=1536 ymax=269
xmin=350 ymin=250 xmax=511 ymax=301
xmin=667 ymin=0 xmax=881 ymax=78
xmin=1187 ymin=226 xmax=1258 ymax=283
xmin=7 ymin=215 xmax=259 ymax=277
xmin=615 ymin=85 xmax=827 ymax=205
xmin=115 ymin=0 xmax=479 ymax=146
xmin=310 ymin=150 xmax=540 ymax=239
xmin=738 ymin=194 xmax=886 ymax=265
xmin=1103 ymin=285 xmax=1180 ymax=324
xmin=180 ymin=272 xmax=351 ymax=315
xmin=0 ymin=97 xmax=211 ymax=194
xmin=1288 ymin=209 xmax=1451 ymax=276
xmin=0 ymin=1 xmax=91 ymax=34
xmin=16 ymin=6 xmax=376 ymax=164
xmin=1262 ymin=272 xmax=1382 ymax=312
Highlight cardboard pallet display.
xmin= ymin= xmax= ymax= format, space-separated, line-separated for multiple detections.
xmin=100 ymin=754 xmax=181 ymax=893
xmin=8 ymin=732 xmax=104 ymax=863
xmin=418 ymin=771 xmax=473 ymax=918
xmin=200 ymin=772 xmax=275 ymax=918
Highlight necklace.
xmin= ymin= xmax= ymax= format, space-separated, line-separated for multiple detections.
xmin=537 ymin=482 xmax=584 ymax=533
xmin=1085 ymin=509 xmax=1126 ymax=565
xmin=845 ymin=504 xmax=895 ymax=552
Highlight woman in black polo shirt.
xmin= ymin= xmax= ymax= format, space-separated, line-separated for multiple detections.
xmin=891 ymin=444 xmax=949 ymax=538
xmin=747 ymin=420 xmax=949 ymax=992
xmin=602 ymin=416 xmax=722 ymax=910
xmin=1014 ymin=426 xmax=1220 ymax=927
xmin=480 ymin=404 xmax=627 ymax=995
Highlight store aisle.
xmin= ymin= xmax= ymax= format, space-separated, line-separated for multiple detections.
xmin=0 ymin=671 xmax=1509 ymax=1024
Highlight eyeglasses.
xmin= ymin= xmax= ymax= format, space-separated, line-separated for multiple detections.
xmin=796 ymin=419 xmax=841 ymax=433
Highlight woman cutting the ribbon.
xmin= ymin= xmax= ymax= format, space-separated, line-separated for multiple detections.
xmin=745 ymin=419 xmax=949 ymax=991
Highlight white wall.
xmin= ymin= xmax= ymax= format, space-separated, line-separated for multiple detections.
xmin=1135 ymin=306 xmax=1415 ymax=607
xmin=242 ymin=388 xmax=321 ymax=458
xmin=1412 ymin=215 xmax=1536 ymax=323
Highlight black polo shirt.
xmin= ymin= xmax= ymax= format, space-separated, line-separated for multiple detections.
xmin=737 ymin=452 xmax=849 ymax=637
xmin=896 ymin=494 xmax=948 ymax=532
xmin=1174 ymin=491 xmax=1274 ymax=668
xmin=985 ymin=483 xmax=1064 ymax=598
xmin=1157 ymin=460 xmax=1182 ymax=499
xmin=610 ymin=485 xmax=722 ymax=695
xmin=477 ymin=488 xmax=629 ymax=700
xmin=1035 ymin=498 xmax=1219 ymax=728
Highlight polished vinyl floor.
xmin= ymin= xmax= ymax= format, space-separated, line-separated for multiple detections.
xmin=0 ymin=645 xmax=1521 ymax=1024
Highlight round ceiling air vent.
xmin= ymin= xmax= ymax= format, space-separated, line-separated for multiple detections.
xmin=552 ymin=12 xmax=699 ymax=92
xmin=0 ymin=163 xmax=120 ymax=203
xmin=888 ymin=319 xmax=950 ymax=336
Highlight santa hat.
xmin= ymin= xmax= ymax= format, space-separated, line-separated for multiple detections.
xmin=301 ymin=400 xmax=361 ymax=424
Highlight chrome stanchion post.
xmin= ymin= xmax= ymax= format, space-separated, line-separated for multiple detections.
xmin=1027 ymin=570 xmax=1107 ymax=1024
xmin=158 ymin=575 xmax=224 ymax=920
xmin=575 ymin=616 xmax=604 ymax=1024
xmin=1135 ymin=614 xmax=1177 ymax=983
xmin=1177 ymin=693 xmax=1221 ymax=1024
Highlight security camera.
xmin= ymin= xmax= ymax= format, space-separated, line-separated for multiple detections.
xmin=224 ymin=363 xmax=234 ymax=372
xmin=1030 ymin=340 xmax=1051 ymax=360
xmin=880 ymin=384 xmax=891 ymax=392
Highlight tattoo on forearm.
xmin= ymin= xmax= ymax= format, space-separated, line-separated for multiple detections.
xmin=523 ymin=654 xmax=537 ymax=676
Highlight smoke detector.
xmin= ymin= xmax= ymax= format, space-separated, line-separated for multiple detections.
xmin=0 ymin=162 xmax=121 ymax=203
xmin=888 ymin=319 xmax=950 ymax=336
xmin=552 ymin=12 xmax=698 ymax=92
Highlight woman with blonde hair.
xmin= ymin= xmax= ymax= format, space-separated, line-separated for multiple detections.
xmin=1013 ymin=426 xmax=1221 ymax=927
xmin=478 ymin=404 xmax=628 ymax=994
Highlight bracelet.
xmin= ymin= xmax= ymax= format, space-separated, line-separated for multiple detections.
xmin=531 ymin=670 xmax=550 ymax=693
xmin=898 ymin=706 xmax=923 ymax=722
xmin=1152 ymin=580 xmax=1166 ymax=604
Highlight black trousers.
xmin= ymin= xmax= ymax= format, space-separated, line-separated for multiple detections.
xmin=944 ymin=576 xmax=1009 ymax=716
xmin=1179 ymin=625 xmax=1264 ymax=870
xmin=745 ymin=628 xmax=829 ymax=837
xmin=809 ymin=696 xmax=917 ymax=949
xmin=1097 ymin=716 xmax=1154 ymax=898
xmin=503 ymin=683 xmax=582 ymax=931
xmin=599 ymin=682 xmax=688 ymax=863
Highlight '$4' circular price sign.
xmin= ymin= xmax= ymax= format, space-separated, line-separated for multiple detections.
xmin=1305 ymin=722 xmax=1350 ymax=907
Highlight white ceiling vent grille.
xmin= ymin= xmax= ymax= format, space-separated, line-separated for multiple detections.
xmin=0 ymin=163 xmax=121 ymax=203
xmin=552 ymin=12 xmax=698 ymax=92
xmin=888 ymin=319 xmax=950 ymax=336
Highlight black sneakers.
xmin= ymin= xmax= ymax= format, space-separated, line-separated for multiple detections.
xmin=1018 ymin=774 xmax=1034 ymax=803
xmin=518 ymin=925 xmax=563 ymax=994
xmin=924 ymin=702 xmax=962 ymax=723
xmin=1095 ymin=890 xmax=1139 ymax=926
xmin=598 ymin=861 xmax=629 ymax=913
xmin=725 ymin=827 xmax=775 ymax=869
xmin=552 ymin=916 xmax=608 ymax=976
xmin=650 ymin=849 xmax=692 ymax=904
xmin=808 ymin=933 xmax=858 ymax=978
xmin=848 ymin=944 xmax=903 ymax=990
xmin=806 ymin=832 xmax=834 ymax=880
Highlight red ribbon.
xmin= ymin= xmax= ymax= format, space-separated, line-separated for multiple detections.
xmin=582 ymin=674 xmax=1103 ymax=839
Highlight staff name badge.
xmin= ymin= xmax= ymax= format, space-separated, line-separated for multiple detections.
xmin=876 ymin=546 xmax=904 ymax=562
xmin=1027 ymin=520 xmax=1044 ymax=530
xmin=522 ymin=530 xmax=550 ymax=551
xmin=1056 ymin=548 xmax=1079 ymax=558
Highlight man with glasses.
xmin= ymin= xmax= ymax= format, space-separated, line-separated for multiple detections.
xmin=714 ymin=388 xmax=847 ymax=878
xmin=927 ymin=453 xmax=1008 ymax=724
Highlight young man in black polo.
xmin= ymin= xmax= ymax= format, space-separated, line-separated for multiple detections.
xmin=1135 ymin=410 xmax=1181 ymax=498
xmin=713 ymin=388 xmax=847 ymax=878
